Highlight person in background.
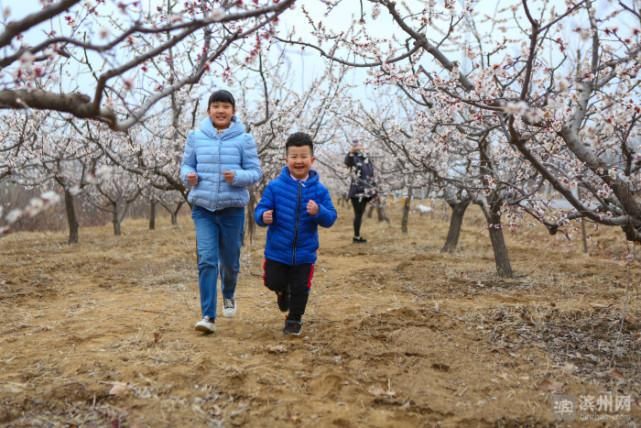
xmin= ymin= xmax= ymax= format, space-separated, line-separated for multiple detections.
xmin=344 ymin=140 xmax=377 ymax=243
xmin=180 ymin=89 xmax=262 ymax=334
xmin=255 ymin=132 xmax=337 ymax=336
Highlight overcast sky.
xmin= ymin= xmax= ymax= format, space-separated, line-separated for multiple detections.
xmin=2 ymin=0 xmax=636 ymax=113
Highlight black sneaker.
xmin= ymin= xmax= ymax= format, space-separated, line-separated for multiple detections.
xmin=352 ymin=236 xmax=367 ymax=243
xmin=283 ymin=319 xmax=302 ymax=336
xmin=277 ymin=292 xmax=289 ymax=312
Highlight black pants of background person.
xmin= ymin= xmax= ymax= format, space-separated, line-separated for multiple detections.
xmin=351 ymin=197 xmax=368 ymax=238
xmin=263 ymin=259 xmax=314 ymax=321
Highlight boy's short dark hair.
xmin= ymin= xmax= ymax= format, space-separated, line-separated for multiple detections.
xmin=208 ymin=89 xmax=235 ymax=109
xmin=286 ymin=132 xmax=314 ymax=155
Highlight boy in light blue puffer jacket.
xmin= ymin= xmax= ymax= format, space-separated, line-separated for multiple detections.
xmin=254 ymin=132 xmax=337 ymax=336
xmin=180 ymin=90 xmax=262 ymax=334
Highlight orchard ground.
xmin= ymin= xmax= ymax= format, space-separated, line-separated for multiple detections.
xmin=1 ymin=201 xmax=640 ymax=427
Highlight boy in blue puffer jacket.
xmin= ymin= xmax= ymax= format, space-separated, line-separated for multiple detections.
xmin=255 ymin=132 xmax=337 ymax=336
xmin=181 ymin=89 xmax=262 ymax=334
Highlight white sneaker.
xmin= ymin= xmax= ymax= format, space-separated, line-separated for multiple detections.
xmin=194 ymin=316 xmax=215 ymax=333
xmin=222 ymin=298 xmax=236 ymax=318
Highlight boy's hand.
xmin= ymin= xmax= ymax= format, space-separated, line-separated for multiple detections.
xmin=307 ymin=200 xmax=319 ymax=216
xmin=263 ymin=210 xmax=274 ymax=224
xmin=223 ymin=170 xmax=235 ymax=184
xmin=187 ymin=172 xmax=198 ymax=186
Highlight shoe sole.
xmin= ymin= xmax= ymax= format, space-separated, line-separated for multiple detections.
xmin=283 ymin=328 xmax=303 ymax=336
xmin=195 ymin=324 xmax=215 ymax=334
xmin=222 ymin=309 xmax=236 ymax=318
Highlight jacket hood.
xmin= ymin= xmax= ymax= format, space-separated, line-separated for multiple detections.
xmin=199 ymin=116 xmax=246 ymax=139
xmin=279 ymin=166 xmax=320 ymax=185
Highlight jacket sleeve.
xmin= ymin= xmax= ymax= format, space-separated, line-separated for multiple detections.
xmin=179 ymin=132 xmax=197 ymax=187
xmin=254 ymin=184 xmax=274 ymax=227
xmin=312 ymin=185 xmax=337 ymax=228
xmin=232 ymin=134 xmax=262 ymax=187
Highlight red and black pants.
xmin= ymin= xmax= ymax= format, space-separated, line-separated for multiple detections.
xmin=263 ymin=259 xmax=314 ymax=321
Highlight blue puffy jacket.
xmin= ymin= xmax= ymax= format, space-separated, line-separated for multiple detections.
xmin=255 ymin=167 xmax=337 ymax=265
xmin=180 ymin=117 xmax=262 ymax=211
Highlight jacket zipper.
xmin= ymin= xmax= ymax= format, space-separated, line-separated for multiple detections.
xmin=215 ymin=134 xmax=222 ymax=210
xmin=292 ymin=181 xmax=302 ymax=265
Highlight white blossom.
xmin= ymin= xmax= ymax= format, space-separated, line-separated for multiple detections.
xmin=580 ymin=28 xmax=591 ymax=40
xmin=40 ymin=191 xmax=61 ymax=204
xmin=6 ymin=209 xmax=22 ymax=224
xmin=95 ymin=165 xmax=112 ymax=179
xmin=371 ymin=4 xmax=381 ymax=19
xmin=19 ymin=51 xmax=35 ymax=68
xmin=504 ymin=101 xmax=528 ymax=116
xmin=557 ymin=78 xmax=569 ymax=92
xmin=26 ymin=197 xmax=44 ymax=217
xmin=210 ymin=8 xmax=224 ymax=20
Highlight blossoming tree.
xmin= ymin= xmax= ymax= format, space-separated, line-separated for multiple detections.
xmin=278 ymin=0 xmax=641 ymax=265
xmin=0 ymin=0 xmax=295 ymax=129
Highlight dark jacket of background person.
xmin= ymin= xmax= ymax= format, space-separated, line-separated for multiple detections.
xmin=344 ymin=151 xmax=377 ymax=200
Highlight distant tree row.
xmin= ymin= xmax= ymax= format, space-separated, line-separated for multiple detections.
xmin=2 ymin=0 xmax=640 ymax=278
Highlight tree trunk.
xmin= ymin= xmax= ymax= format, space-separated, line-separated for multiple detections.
xmin=401 ymin=187 xmax=413 ymax=234
xmin=376 ymin=203 xmax=390 ymax=224
xmin=149 ymin=199 xmax=157 ymax=230
xmin=112 ymin=203 xmax=121 ymax=236
xmin=367 ymin=203 xmax=374 ymax=219
xmin=581 ymin=218 xmax=588 ymax=254
xmin=441 ymin=199 xmax=470 ymax=253
xmin=486 ymin=210 xmax=513 ymax=277
xmin=578 ymin=186 xmax=588 ymax=254
xmin=477 ymin=134 xmax=512 ymax=277
xmin=64 ymin=188 xmax=79 ymax=244
xmin=367 ymin=197 xmax=390 ymax=223
xmin=171 ymin=202 xmax=183 ymax=225
xmin=245 ymin=187 xmax=257 ymax=245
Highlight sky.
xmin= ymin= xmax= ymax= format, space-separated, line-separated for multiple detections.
xmin=273 ymin=0 xmax=635 ymax=99
xmin=2 ymin=0 xmax=637 ymax=114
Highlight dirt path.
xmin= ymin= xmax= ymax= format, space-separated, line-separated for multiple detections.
xmin=1 ymin=204 xmax=640 ymax=427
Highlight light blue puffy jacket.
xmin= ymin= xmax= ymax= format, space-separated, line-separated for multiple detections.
xmin=180 ymin=116 xmax=262 ymax=211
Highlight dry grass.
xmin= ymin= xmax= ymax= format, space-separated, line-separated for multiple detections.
xmin=0 ymin=202 xmax=640 ymax=427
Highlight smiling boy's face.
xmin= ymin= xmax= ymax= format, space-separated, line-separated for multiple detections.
xmin=208 ymin=101 xmax=234 ymax=130
xmin=286 ymin=145 xmax=314 ymax=180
